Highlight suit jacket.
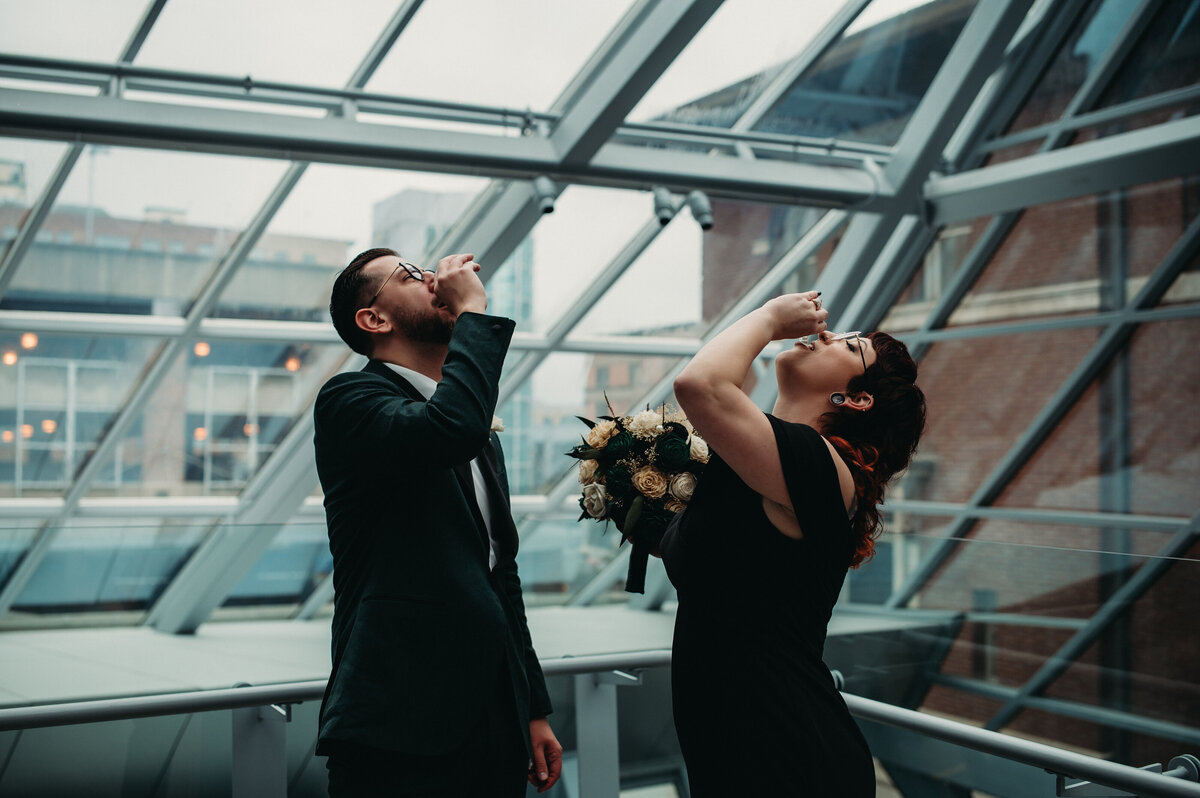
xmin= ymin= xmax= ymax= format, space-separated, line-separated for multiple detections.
xmin=313 ymin=312 xmax=552 ymax=757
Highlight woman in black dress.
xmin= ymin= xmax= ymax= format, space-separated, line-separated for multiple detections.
xmin=663 ymin=291 xmax=925 ymax=797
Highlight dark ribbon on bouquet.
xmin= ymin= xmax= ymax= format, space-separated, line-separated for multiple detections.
xmin=620 ymin=495 xmax=670 ymax=594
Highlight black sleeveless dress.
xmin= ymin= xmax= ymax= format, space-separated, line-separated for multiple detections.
xmin=661 ymin=414 xmax=875 ymax=797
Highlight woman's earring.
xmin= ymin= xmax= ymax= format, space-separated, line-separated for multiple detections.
xmin=830 ymin=392 xmax=846 ymax=406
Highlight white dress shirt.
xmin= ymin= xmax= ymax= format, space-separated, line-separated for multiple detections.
xmin=384 ymin=363 xmax=498 ymax=570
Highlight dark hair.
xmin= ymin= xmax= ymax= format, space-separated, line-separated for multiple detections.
xmin=821 ymin=332 xmax=926 ymax=568
xmin=330 ymin=247 xmax=398 ymax=357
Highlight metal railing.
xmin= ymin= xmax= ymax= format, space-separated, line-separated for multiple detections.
xmin=0 ymin=649 xmax=1196 ymax=798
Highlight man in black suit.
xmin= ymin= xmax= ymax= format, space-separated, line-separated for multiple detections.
xmin=314 ymin=248 xmax=562 ymax=796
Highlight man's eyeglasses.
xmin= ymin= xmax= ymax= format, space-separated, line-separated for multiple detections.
xmin=367 ymin=260 xmax=431 ymax=307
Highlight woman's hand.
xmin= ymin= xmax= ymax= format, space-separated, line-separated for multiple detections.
xmin=761 ymin=291 xmax=827 ymax=340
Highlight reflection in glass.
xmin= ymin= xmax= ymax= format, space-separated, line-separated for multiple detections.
xmin=7 ymin=521 xmax=207 ymax=620
xmin=216 ymin=521 xmax=331 ymax=612
xmin=880 ymin=216 xmax=992 ymax=332
xmin=752 ymin=0 xmax=976 ymax=145
xmin=628 ymin=0 xmax=844 ymax=125
xmin=996 ymin=0 xmax=1136 ymax=140
xmin=0 ymin=333 xmax=161 ymax=498
xmin=995 ymin=320 xmax=1200 ymax=517
xmin=92 ymin=341 xmax=345 ymax=498
xmin=911 ymin=328 xmax=1097 ymax=504
xmin=950 ymin=179 xmax=1200 ymax=326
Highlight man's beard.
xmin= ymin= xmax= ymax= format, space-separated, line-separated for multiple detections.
xmin=394 ymin=306 xmax=454 ymax=343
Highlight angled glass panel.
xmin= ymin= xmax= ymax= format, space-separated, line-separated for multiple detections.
xmin=1 ymin=147 xmax=289 ymax=316
xmin=996 ymin=707 xmax=1182 ymax=769
xmin=0 ymin=0 xmax=147 ymax=61
xmin=628 ymin=0 xmax=846 ymax=125
xmin=6 ymin=519 xmax=209 ymax=625
xmin=211 ymin=520 xmax=330 ymax=617
xmin=0 ymin=139 xmax=69 ymax=258
xmin=217 ymin=165 xmax=489 ymax=323
xmin=0 ymin=333 xmax=161 ymax=498
xmin=518 ymin=186 xmax=653 ymax=335
xmin=576 ymin=202 xmax=830 ymax=338
xmin=997 ymin=319 xmax=1200 ymax=517
xmin=366 ymin=1 xmax=636 ymax=113
xmin=752 ymin=0 xmax=977 ymax=145
xmin=134 ymin=0 xmax=398 ymax=89
xmin=1041 ymin=538 xmax=1200 ymax=741
xmin=89 ymin=341 xmax=345 ymax=499
xmin=0 ymin=526 xmax=38 ymax=594
xmin=913 ymin=327 xmax=1098 ymax=504
xmin=993 ymin=0 xmax=1137 ymax=142
xmin=950 ymin=178 xmax=1199 ymax=328
xmin=879 ymin=215 xmax=995 ymax=332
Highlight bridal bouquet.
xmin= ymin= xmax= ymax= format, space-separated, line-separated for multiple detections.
xmin=566 ymin=405 xmax=709 ymax=593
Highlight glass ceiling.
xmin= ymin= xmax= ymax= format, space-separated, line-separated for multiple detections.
xmin=0 ymin=0 xmax=1198 ymax=772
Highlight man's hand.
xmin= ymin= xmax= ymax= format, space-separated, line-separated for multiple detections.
xmin=432 ymin=253 xmax=488 ymax=316
xmin=527 ymin=717 xmax=563 ymax=793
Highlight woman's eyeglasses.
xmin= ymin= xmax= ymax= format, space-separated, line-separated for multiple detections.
xmin=803 ymin=331 xmax=868 ymax=375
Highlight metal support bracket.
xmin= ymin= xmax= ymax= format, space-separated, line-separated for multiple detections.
xmin=573 ymin=669 xmax=645 ymax=798
xmin=1055 ymin=754 xmax=1200 ymax=796
xmin=230 ymin=684 xmax=289 ymax=798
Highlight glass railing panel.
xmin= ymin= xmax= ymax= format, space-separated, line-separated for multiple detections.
xmin=0 ymin=521 xmax=209 ymax=627
xmin=210 ymin=521 xmax=330 ymax=618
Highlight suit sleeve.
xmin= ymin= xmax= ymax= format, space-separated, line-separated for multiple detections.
xmin=490 ymin=436 xmax=554 ymax=718
xmin=315 ymin=312 xmax=514 ymax=468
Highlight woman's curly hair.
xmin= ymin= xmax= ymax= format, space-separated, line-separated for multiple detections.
xmin=821 ymin=332 xmax=926 ymax=567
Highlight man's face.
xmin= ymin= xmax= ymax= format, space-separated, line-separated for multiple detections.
xmin=363 ymin=255 xmax=455 ymax=343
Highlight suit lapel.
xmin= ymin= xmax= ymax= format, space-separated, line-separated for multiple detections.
xmin=365 ymin=360 xmax=491 ymax=558
xmin=477 ymin=437 xmax=519 ymax=553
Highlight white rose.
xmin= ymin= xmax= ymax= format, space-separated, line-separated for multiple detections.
xmin=627 ymin=409 xmax=663 ymax=439
xmin=578 ymin=459 xmax=599 ymax=485
xmin=490 ymin=415 xmax=505 ymax=433
xmin=582 ymin=483 xmax=608 ymax=519
xmin=688 ymin=434 xmax=709 ymax=462
xmin=669 ymin=472 xmax=697 ymax=502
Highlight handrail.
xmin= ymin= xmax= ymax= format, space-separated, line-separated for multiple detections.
xmin=0 ymin=648 xmax=1194 ymax=797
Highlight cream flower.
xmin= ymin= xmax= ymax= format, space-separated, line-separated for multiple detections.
xmin=582 ymin=483 xmax=608 ymax=518
xmin=668 ymin=472 xmax=697 ymax=502
xmin=627 ymin=409 xmax=663 ymax=439
xmin=585 ymin=419 xmax=618 ymax=448
xmin=688 ymin=434 xmax=710 ymax=463
xmin=490 ymin=415 xmax=505 ymax=433
xmin=632 ymin=466 xmax=668 ymax=499
xmin=578 ymin=459 xmax=599 ymax=485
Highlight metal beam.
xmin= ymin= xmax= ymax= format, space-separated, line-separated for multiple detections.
xmin=928 ymin=115 xmax=1200 ymax=226
xmin=886 ymin=212 xmax=1200 ymax=609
